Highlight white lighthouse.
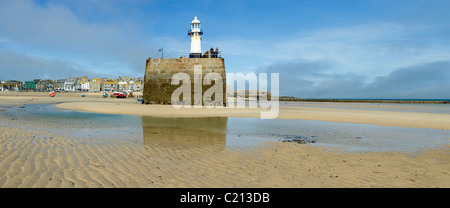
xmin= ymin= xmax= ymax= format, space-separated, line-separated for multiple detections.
xmin=188 ymin=16 xmax=203 ymax=58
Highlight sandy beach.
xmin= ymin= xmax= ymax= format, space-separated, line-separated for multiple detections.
xmin=0 ymin=92 xmax=449 ymax=187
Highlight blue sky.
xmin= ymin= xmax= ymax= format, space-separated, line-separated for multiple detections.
xmin=1 ymin=0 xmax=449 ymax=98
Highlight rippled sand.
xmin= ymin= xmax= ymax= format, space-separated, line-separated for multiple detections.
xmin=1 ymin=124 xmax=449 ymax=188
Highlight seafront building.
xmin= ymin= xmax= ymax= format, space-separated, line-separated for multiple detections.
xmin=36 ymin=79 xmax=53 ymax=91
xmin=24 ymin=81 xmax=36 ymax=90
xmin=102 ymin=79 xmax=118 ymax=92
xmin=54 ymin=79 xmax=65 ymax=91
xmin=76 ymin=76 xmax=90 ymax=91
xmin=89 ymin=78 xmax=104 ymax=92
xmin=64 ymin=79 xmax=76 ymax=92
xmin=0 ymin=80 xmax=23 ymax=91
xmin=0 ymin=76 xmax=144 ymax=92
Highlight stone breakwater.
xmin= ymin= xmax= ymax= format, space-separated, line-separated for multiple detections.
xmin=142 ymin=57 xmax=226 ymax=106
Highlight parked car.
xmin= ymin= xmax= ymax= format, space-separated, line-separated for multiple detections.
xmin=113 ymin=91 xmax=127 ymax=98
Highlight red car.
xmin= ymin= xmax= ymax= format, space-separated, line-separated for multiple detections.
xmin=113 ymin=91 xmax=127 ymax=98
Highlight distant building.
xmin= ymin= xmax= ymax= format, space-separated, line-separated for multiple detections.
xmin=54 ymin=79 xmax=65 ymax=91
xmin=36 ymin=80 xmax=44 ymax=91
xmin=117 ymin=80 xmax=129 ymax=91
xmin=118 ymin=76 xmax=133 ymax=81
xmin=133 ymin=81 xmax=143 ymax=92
xmin=134 ymin=77 xmax=144 ymax=82
xmin=64 ymin=79 xmax=76 ymax=92
xmin=24 ymin=81 xmax=36 ymax=90
xmin=135 ymin=77 xmax=144 ymax=92
xmin=102 ymin=80 xmax=117 ymax=91
xmin=6 ymin=76 xmax=144 ymax=92
xmin=36 ymin=79 xmax=53 ymax=91
xmin=81 ymin=82 xmax=90 ymax=91
xmin=1 ymin=80 xmax=22 ymax=91
xmin=76 ymin=76 xmax=89 ymax=91
xmin=90 ymin=78 xmax=104 ymax=92
xmin=33 ymin=79 xmax=41 ymax=86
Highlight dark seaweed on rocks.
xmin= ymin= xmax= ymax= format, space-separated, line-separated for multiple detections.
xmin=270 ymin=133 xmax=318 ymax=144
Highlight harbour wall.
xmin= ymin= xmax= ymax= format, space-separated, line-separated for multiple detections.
xmin=143 ymin=57 xmax=227 ymax=106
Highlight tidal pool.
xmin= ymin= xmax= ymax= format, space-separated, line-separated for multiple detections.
xmin=0 ymin=103 xmax=449 ymax=152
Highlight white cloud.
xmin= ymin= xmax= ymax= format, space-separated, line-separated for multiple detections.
xmin=217 ymin=22 xmax=450 ymax=80
xmin=0 ymin=0 xmax=154 ymax=77
xmin=262 ymin=58 xmax=450 ymax=99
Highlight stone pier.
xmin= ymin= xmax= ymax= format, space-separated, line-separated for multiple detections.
xmin=142 ymin=56 xmax=226 ymax=106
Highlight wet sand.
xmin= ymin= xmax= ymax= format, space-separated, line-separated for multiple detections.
xmin=1 ymin=92 xmax=449 ymax=187
xmin=0 ymin=124 xmax=448 ymax=188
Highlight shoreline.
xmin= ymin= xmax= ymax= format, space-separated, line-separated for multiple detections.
xmin=0 ymin=92 xmax=449 ymax=130
xmin=56 ymin=101 xmax=450 ymax=130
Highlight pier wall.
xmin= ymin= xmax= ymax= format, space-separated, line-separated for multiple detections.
xmin=143 ymin=57 xmax=226 ymax=106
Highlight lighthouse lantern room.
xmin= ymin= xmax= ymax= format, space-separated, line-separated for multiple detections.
xmin=188 ymin=16 xmax=203 ymax=58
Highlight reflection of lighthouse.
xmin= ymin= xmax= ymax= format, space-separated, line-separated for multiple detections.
xmin=188 ymin=16 xmax=203 ymax=58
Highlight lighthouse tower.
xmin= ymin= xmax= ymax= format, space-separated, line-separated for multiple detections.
xmin=188 ymin=16 xmax=203 ymax=58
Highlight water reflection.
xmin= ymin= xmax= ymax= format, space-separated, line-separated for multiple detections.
xmin=142 ymin=116 xmax=228 ymax=149
xmin=1 ymin=104 xmax=448 ymax=152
